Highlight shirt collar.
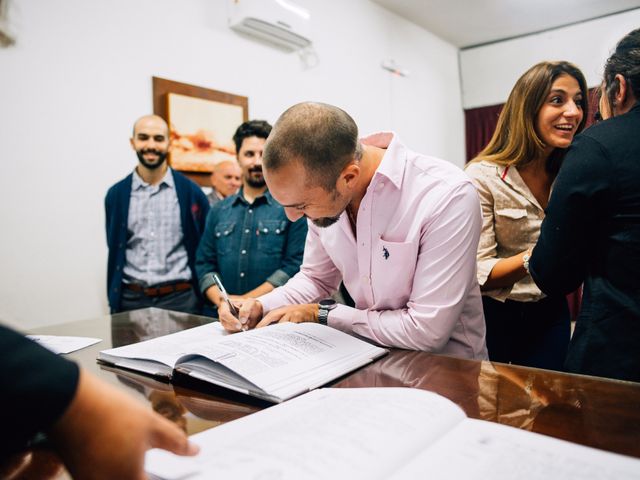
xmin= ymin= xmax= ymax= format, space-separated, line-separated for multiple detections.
xmin=231 ymin=186 xmax=273 ymax=206
xmin=131 ymin=167 xmax=174 ymax=190
xmin=495 ymin=163 xmax=544 ymax=211
xmin=360 ymin=131 xmax=405 ymax=189
xmin=211 ymin=189 xmax=224 ymax=201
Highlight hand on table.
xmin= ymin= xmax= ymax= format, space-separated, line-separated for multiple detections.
xmin=255 ymin=304 xmax=319 ymax=328
xmin=48 ymin=369 xmax=198 ymax=480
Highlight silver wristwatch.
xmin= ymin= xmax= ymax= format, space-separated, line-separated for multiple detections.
xmin=522 ymin=249 xmax=532 ymax=274
xmin=318 ymin=298 xmax=337 ymax=325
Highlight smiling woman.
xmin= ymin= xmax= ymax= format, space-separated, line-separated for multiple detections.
xmin=464 ymin=61 xmax=588 ymax=371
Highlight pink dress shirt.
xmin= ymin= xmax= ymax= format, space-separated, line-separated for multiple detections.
xmin=259 ymin=133 xmax=487 ymax=360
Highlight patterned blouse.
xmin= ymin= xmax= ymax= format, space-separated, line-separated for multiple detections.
xmin=465 ymin=160 xmax=547 ymax=303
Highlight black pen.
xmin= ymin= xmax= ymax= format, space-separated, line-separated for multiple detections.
xmin=212 ymin=274 xmax=243 ymax=328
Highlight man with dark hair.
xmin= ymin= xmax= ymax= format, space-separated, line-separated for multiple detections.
xmin=530 ymin=28 xmax=640 ymax=382
xmin=105 ymin=115 xmax=210 ymax=314
xmin=196 ymin=120 xmax=307 ymax=312
xmin=218 ymin=103 xmax=487 ymax=359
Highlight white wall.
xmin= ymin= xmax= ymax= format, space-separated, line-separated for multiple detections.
xmin=0 ymin=0 xmax=463 ymax=329
xmin=460 ymin=9 xmax=640 ymax=109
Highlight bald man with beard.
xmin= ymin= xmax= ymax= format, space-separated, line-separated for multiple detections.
xmin=105 ymin=115 xmax=210 ymax=314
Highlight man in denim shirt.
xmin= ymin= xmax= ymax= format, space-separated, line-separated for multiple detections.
xmin=196 ymin=120 xmax=307 ymax=313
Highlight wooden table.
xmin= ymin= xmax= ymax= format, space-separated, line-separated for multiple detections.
xmin=5 ymin=307 xmax=640 ymax=478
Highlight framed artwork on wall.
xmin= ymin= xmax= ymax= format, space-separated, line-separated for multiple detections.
xmin=153 ymin=77 xmax=248 ymax=186
xmin=0 ymin=0 xmax=16 ymax=47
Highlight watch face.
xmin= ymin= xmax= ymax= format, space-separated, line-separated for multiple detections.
xmin=319 ymin=298 xmax=337 ymax=310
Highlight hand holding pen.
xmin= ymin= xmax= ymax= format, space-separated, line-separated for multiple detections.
xmin=213 ymin=274 xmax=264 ymax=333
xmin=212 ymin=274 xmax=244 ymax=329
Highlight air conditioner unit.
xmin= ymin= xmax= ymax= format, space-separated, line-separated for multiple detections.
xmin=228 ymin=0 xmax=312 ymax=52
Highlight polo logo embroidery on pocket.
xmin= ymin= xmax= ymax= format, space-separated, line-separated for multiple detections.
xmin=383 ymin=246 xmax=390 ymax=260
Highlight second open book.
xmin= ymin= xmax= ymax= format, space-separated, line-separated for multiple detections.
xmin=97 ymin=321 xmax=386 ymax=403
xmin=145 ymin=387 xmax=640 ymax=480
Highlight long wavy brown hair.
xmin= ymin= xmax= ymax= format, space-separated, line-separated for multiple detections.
xmin=469 ymin=61 xmax=588 ymax=174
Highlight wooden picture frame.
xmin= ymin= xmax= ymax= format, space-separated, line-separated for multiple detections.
xmin=153 ymin=77 xmax=248 ymax=186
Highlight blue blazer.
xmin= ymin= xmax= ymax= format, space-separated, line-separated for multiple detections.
xmin=105 ymin=169 xmax=210 ymax=312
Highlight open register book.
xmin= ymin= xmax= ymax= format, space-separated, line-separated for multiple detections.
xmin=145 ymin=387 xmax=640 ymax=480
xmin=98 ymin=322 xmax=386 ymax=403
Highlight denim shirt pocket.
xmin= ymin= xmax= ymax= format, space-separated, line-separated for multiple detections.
xmin=257 ymin=219 xmax=288 ymax=255
xmin=214 ymin=221 xmax=236 ymax=255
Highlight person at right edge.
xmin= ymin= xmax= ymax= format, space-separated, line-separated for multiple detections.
xmin=465 ymin=61 xmax=588 ymax=370
xmin=530 ymin=29 xmax=640 ymax=382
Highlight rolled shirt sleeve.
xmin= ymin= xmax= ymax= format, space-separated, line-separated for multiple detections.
xmin=195 ymin=207 xmax=221 ymax=295
xmin=466 ymin=163 xmax=513 ymax=301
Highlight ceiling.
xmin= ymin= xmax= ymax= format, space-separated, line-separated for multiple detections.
xmin=371 ymin=0 xmax=640 ymax=49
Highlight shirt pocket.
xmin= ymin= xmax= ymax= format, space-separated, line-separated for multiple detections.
xmin=214 ymin=221 xmax=236 ymax=255
xmin=494 ymin=207 xmax=530 ymax=247
xmin=370 ymin=237 xmax=418 ymax=308
xmin=495 ymin=207 xmax=527 ymax=220
xmin=257 ymin=220 xmax=288 ymax=255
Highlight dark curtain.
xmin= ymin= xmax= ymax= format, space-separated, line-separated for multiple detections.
xmin=463 ymin=88 xmax=600 ymax=321
xmin=464 ymin=103 xmax=503 ymax=162
xmin=584 ymin=86 xmax=601 ymax=129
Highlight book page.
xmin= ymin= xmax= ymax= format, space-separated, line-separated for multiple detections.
xmin=98 ymin=322 xmax=227 ymax=369
xmin=177 ymin=322 xmax=386 ymax=400
xmin=390 ymin=417 xmax=640 ymax=480
xmin=145 ymin=388 xmax=467 ymax=480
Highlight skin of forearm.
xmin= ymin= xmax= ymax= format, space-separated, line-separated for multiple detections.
xmin=207 ymin=281 xmax=274 ymax=306
xmin=243 ymin=281 xmax=275 ymax=298
xmin=205 ymin=286 xmax=222 ymax=307
xmin=481 ymin=250 xmax=529 ymax=290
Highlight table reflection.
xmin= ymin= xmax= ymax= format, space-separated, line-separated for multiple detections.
xmin=110 ymin=307 xmax=212 ymax=348
xmin=336 ymin=348 xmax=640 ymax=456
xmin=335 ymin=350 xmax=481 ymax=417
xmin=105 ymin=366 xmax=263 ymax=429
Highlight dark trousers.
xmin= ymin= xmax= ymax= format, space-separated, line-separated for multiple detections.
xmin=119 ymin=285 xmax=202 ymax=315
xmin=482 ymin=295 xmax=570 ymax=371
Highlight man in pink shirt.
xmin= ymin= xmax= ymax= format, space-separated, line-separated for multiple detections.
xmin=219 ymin=102 xmax=487 ymax=359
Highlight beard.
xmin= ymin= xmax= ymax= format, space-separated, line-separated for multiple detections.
xmin=245 ymin=167 xmax=266 ymax=188
xmin=136 ymin=149 xmax=168 ymax=170
xmin=310 ymin=193 xmax=350 ymax=228
xmin=311 ymin=215 xmax=342 ymax=228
